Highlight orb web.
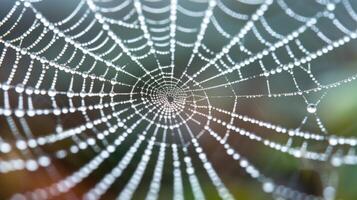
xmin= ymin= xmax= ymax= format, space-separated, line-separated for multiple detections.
xmin=0 ymin=0 xmax=357 ymax=199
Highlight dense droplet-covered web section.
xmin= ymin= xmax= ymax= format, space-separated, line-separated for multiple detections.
xmin=0 ymin=0 xmax=357 ymax=199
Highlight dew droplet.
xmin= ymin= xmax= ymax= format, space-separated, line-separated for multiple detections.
xmin=48 ymin=89 xmax=57 ymax=97
xmin=0 ymin=143 xmax=12 ymax=153
xmin=15 ymin=109 xmax=25 ymax=117
xmin=15 ymin=84 xmax=25 ymax=93
xmin=67 ymin=90 xmax=74 ymax=98
xmin=26 ymin=159 xmax=39 ymax=171
xmin=307 ymin=104 xmax=317 ymax=113
xmin=262 ymin=181 xmax=275 ymax=193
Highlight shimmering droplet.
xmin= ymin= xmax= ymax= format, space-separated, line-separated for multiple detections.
xmin=307 ymin=104 xmax=317 ymax=113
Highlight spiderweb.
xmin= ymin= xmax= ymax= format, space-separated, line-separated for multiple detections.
xmin=0 ymin=0 xmax=357 ymax=199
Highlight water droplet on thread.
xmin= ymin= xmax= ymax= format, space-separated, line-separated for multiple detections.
xmin=307 ymin=104 xmax=317 ymax=113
